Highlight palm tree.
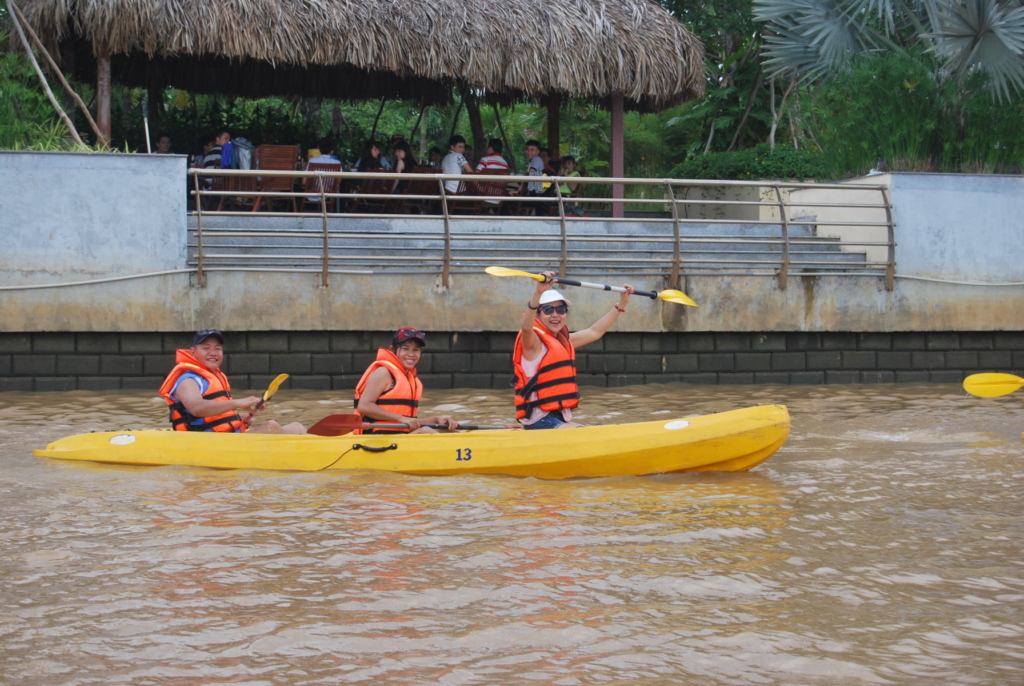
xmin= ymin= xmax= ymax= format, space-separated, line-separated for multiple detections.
xmin=753 ymin=0 xmax=1024 ymax=101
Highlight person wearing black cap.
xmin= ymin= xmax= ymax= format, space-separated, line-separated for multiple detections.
xmin=351 ymin=328 xmax=458 ymax=435
xmin=158 ymin=329 xmax=306 ymax=434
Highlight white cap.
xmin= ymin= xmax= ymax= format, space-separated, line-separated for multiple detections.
xmin=539 ymin=289 xmax=571 ymax=307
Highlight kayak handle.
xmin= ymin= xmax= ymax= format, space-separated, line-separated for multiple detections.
xmin=352 ymin=443 xmax=398 ymax=453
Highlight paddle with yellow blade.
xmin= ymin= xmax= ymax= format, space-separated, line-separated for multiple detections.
xmin=243 ymin=373 xmax=289 ymax=426
xmin=485 ymin=266 xmax=698 ymax=307
xmin=962 ymin=373 xmax=1024 ymax=398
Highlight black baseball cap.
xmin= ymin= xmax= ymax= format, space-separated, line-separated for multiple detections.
xmin=192 ymin=329 xmax=225 ymax=346
xmin=393 ymin=327 xmax=426 ymax=347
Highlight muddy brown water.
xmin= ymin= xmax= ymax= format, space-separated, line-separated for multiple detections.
xmin=1 ymin=383 xmax=1022 ymax=685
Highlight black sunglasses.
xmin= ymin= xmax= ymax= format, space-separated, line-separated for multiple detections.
xmin=540 ymin=304 xmax=569 ymax=315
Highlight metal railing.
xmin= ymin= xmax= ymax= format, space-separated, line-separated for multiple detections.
xmin=187 ymin=169 xmax=895 ymax=290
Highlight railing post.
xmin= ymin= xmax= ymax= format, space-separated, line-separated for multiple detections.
xmin=774 ymin=183 xmax=789 ymax=290
xmin=882 ymin=186 xmax=895 ymax=291
xmin=555 ymin=176 xmax=568 ymax=277
xmin=437 ymin=177 xmax=451 ymax=288
xmin=665 ymin=180 xmax=681 ymax=286
xmin=320 ymin=174 xmax=330 ymax=288
xmin=193 ymin=171 xmax=206 ymax=287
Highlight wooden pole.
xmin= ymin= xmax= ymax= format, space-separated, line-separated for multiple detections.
xmin=369 ymin=97 xmax=386 ymax=140
xmin=448 ymin=99 xmax=464 ymax=141
xmin=9 ymin=0 xmax=105 ymax=146
xmin=96 ymin=43 xmax=112 ymax=143
xmin=611 ymin=94 xmax=624 ymax=219
xmin=409 ymin=106 xmax=426 ymax=142
xmin=547 ymin=93 xmax=561 ymax=159
xmin=147 ymin=82 xmax=162 ymax=138
xmin=493 ymin=103 xmax=515 ymax=172
xmin=7 ymin=2 xmax=85 ymax=147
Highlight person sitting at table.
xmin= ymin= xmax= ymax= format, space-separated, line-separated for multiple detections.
xmin=476 ymin=139 xmax=509 ymax=172
xmin=391 ymin=140 xmax=418 ymax=193
xmin=539 ymin=147 xmax=557 ymax=177
xmin=159 ymin=330 xmax=306 ymax=435
xmin=352 ymin=328 xmax=458 ymax=435
xmin=475 ymin=139 xmax=509 ymax=209
xmin=354 ymin=140 xmax=386 ymax=172
xmin=441 ymin=135 xmax=475 ymax=194
xmin=305 ymin=137 xmax=343 ymax=207
xmin=155 ymin=133 xmax=173 ymax=154
xmin=558 ymin=155 xmax=585 ymax=215
xmin=426 ymin=147 xmax=444 ymax=168
xmin=519 ymin=139 xmax=551 ymax=214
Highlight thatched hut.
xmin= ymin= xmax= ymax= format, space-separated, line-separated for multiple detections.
xmin=17 ymin=0 xmax=705 ymax=210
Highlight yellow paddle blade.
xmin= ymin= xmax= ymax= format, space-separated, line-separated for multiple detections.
xmin=963 ymin=373 xmax=1024 ymax=398
xmin=264 ymin=373 xmax=290 ymax=401
xmin=658 ymin=290 xmax=699 ymax=307
xmin=485 ymin=266 xmax=546 ymax=282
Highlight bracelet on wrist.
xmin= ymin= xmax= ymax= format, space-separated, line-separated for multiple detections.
xmin=614 ymin=304 xmax=626 ymax=313
xmin=527 ymin=301 xmax=541 ymax=310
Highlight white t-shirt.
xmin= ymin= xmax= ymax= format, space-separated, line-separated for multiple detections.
xmin=518 ymin=342 xmax=573 ymax=426
xmin=442 ymin=151 xmax=468 ymax=193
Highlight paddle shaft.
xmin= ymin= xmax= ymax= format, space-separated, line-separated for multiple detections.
xmin=549 ymin=276 xmax=659 ymax=300
xmin=363 ymin=423 xmax=513 ymax=431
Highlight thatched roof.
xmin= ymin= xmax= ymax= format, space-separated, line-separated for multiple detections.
xmin=20 ymin=0 xmax=705 ymax=111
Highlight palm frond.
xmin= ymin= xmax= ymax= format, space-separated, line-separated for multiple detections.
xmin=928 ymin=0 xmax=1024 ymax=100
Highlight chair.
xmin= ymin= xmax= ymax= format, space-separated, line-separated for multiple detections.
xmin=447 ymin=172 xmax=487 ymax=215
xmin=299 ymin=162 xmax=343 ymax=213
xmin=217 ymin=175 xmax=259 ymax=211
xmin=475 ymin=168 xmax=512 ymax=213
xmin=347 ymin=168 xmax=393 ymax=213
xmin=252 ymin=144 xmax=301 ymax=212
xmin=399 ymin=166 xmax=441 ymax=214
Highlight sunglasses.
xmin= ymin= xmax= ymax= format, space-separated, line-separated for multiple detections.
xmin=540 ymin=304 xmax=568 ymax=315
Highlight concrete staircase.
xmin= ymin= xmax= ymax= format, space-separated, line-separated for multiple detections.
xmin=186 ymin=215 xmax=872 ymax=276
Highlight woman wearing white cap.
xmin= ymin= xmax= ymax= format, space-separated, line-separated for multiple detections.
xmin=512 ymin=272 xmax=634 ymax=429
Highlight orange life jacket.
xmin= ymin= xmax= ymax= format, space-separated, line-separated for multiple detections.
xmin=157 ymin=349 xmax=247 ymax=433
xmin=352 ymin=348 xmax=424 ymax=435
xmin=512 ymin=324 xmax=580 ymax=420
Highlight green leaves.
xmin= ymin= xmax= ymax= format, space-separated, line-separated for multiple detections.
xmin=671 ymin=143 xmax=827 ymax=179
xmin=754 ymin=0 xmax=1024 ymax=99
xmin=929 ymin=0 xmax=1024 ymax=101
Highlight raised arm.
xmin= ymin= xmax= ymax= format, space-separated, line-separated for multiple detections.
xmin=569 ymin=285 xmax=634 ymax=348
xmin=520 ymin=271 xmax=557 ymax=361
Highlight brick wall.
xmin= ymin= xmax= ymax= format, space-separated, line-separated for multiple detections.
xmin=1 ymin=331 xmax=1022 ymax=392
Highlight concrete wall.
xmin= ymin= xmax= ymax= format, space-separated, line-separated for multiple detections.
xmin=3 ymin=330 xmax=1021 ymax=392
xmin=789 ymin=172 xmax=1024 ymax=278
xmin=0 ymin=151 xmax=188 ymax=283
xmin=788 ymin=176 xmax=891 ymax=264
xmin=2 ymin=153 xmax=1021 ymax=334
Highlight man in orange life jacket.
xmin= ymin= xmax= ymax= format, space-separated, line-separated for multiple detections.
xmin=158 ymin=330 xmax=306 ymax=434
xmin=353 ymin=327 xmax=458 ymax=434
xmin=513 ymin=272 xmax=634 ymax=429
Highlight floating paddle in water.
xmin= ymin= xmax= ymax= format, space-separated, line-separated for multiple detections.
xmin=243 ymin=373 xmax=289 ymax=425
xmin=485 ymin=266 xmax=698 ymax=307
xmin=307 ymin=413 xmax=518 ymax=436
xmin=963 ymin=373 xmax=1024 ymax=398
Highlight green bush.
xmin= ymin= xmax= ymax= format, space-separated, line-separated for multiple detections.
xmin=670 ymin=143 xmax=826 ymax=180
xmin=806 ymin=49 xmax=1024 ymax=177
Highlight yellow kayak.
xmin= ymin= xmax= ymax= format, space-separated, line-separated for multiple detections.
xmin=34 ymin=405 xmax=790 ymax=479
